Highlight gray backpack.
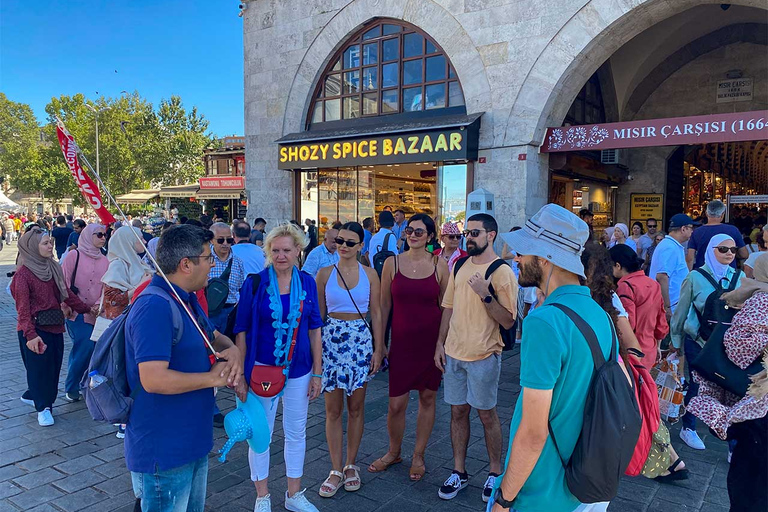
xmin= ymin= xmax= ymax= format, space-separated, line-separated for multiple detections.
xmin=80 ymin=286 xmax=184 ymax=424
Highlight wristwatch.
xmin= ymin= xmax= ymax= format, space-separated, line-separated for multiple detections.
xmin=483 ymin=294 xmax=493 ymax=303
xmin=494 ymin=488 xmax=514 ymax=509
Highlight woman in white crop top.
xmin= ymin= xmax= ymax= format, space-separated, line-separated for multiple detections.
xmin=315 ymin=221 xmax=384 ymax=498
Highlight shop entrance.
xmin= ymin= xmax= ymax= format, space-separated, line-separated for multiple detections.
xmin=299 ymin=162 xmax=468 ymax=231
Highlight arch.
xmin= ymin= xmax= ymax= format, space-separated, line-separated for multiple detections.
xmin=504 ymin=0 xmax=768 ymax=147
xmin=281 ymin=0 xmax=490 ymax=136
xmin=624 ymin=22 xmax=767 ymax=120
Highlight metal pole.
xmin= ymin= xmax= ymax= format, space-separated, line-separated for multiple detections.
xmin=95 ymin=114 xmax=100 ymax=178
xmin=62 ymin=120 xmax=218 ymax=357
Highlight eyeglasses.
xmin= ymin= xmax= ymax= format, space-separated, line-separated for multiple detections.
xmin=463 ymin=229 xmax=488 ymax=238
xmin=444 ymin=234 xmax=462 ymax=240
xmin=646 ymin=224 xmax=657 ymax=228
xmin=187 ymin=254 xmax=215 ymax=263
xmin=334 ymin=237 xmax=360 ymax=248
xmin=715 ymin=246 xmax=738 ymax=254
xmin=215 ymin=237 xmax=235 ymax=245
xmin=404 ymin=227 xmax=427 ymax=237
xmin=94 ymin=232 xmax=106 ymax=238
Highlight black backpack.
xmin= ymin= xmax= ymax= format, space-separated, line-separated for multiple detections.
xmin=693 ymin=268 xmax=742 ymax=342
xmin=372 ymin=232 xmax=395 ymax=278
xmin=547 ymin=304 xmax=642 ymax=504
xmin=453 ymin=257 xmax=516 ymax=351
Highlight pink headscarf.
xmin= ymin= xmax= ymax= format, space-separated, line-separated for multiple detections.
xmin=78 ymin=223 xmax=106 ymax=260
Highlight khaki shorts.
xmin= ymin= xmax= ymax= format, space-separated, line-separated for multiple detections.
xmin=443 ymin=353 xmax=501 ymax=410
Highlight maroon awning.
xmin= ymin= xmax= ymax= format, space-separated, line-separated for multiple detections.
xmin=541 ymin=111 xmax=768 ymax=153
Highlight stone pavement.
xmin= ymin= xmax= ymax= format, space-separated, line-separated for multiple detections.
xmin=0 ymin=242 xmax=733 ymax=512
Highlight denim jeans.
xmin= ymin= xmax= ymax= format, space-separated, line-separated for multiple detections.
xmin=65 ymin=315 xmax=95 ymax=395
xmin=682 ymin=335 xmax=701 ymax=431
xmin=131 ymin=455 xmax=208 ymax=512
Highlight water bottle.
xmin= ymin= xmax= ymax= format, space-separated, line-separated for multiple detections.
xmin=88 ymin=371 xmax=108 ymax=389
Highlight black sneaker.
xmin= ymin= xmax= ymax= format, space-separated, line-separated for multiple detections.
xmin=482 ymin=473 xmax=499 ymax=503
xmin=438 ymin=470 xmax=468 ymax=500
xmin=63 ymin=392 xmax=80 ymax=403
xmin=213 ymin=413 xmax=225 ymax=428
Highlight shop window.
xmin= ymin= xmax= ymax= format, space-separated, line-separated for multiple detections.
xmin=309 ymin=19 xmax=464 ymax=124
xmin=564 ymin=73 xmax=605 ymax=126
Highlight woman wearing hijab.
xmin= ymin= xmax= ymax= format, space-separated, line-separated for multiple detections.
xmin=11 ymin=227 xmax=91 ymax=426
xmin=99 ymin=226 xmax=153 ymax=320
xmin=671 ymin=233 xmax=745 ymax=450
xmin=687 ymin=253 xmax=768 ymax=511
xmin=608 ymin=223 xmax=638 ymax=252
xmin=60 ymin=224 xmax=109 ymax=402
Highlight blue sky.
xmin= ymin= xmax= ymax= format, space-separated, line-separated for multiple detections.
xmin=1 ymin=0 xmax=244 ymax=137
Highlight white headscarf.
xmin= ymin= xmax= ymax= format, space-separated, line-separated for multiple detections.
xmin=101 ymin=227 xmax=153 ymax=291
xmin=704 ymin=233 xmax=735 ymax=283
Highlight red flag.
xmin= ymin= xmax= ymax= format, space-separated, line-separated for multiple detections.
xmin=55 ymin=122 xmax=115 ymax=225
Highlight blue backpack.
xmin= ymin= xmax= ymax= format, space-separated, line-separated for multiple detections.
xmin=80 ymin=285 xmax=184 ymax=424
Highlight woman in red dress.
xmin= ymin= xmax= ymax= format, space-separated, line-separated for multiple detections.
xmin=368 ymin=214 xmax=448 ymax=481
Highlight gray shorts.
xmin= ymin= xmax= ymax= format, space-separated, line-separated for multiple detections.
xmin=443 ymin=353 xmax=501 ymax=410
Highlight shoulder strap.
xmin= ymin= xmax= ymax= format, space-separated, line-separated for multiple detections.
xmin=484 ymin=259 xmax=509 ymax=297
xmin=550 ymin=303 xmax=608 ymax=369
xmin=695 ymin=267 xmax=721 ymax=291
xmin=71 ymin=249 xmax=81 ymax=286
xmin=134 ymin=286 xmax=185 ymax=346
xmin=453 ymin=256 xmax=469 ymax=279
xmin=394 ymin=254 xmax=399 ymax=274
xmin=382 ymin=232 xmax=393 ymax=253
xmin=220 ymin=257 xmax=234 ymax=282
xmin=332 ymin=264 xmax=372 ymax=333
xmin=727 ymin=269 xmax=742 ymax=291
xmin=284 ymin=300 xmax=304 ymax=365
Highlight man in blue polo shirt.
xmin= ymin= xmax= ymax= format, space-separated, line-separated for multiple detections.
xmin=125 ymin=225 xmax=243 ymax=512
xmin=492 ymin=204 xmax=618 ymax=512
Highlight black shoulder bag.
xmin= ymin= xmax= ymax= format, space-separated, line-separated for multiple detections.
xmin=70 ymin=250 xmax=81 ymax=296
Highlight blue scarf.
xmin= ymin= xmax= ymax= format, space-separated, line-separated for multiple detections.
xmin=267 ymin=266 xmax=306 ymax=377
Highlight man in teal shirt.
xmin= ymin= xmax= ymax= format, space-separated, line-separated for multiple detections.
xmin=494 ymin=204 xmax=617 ymax=512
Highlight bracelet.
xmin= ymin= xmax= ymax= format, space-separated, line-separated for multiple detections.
xmin=311 ymin=373 xmax=322 ymax=378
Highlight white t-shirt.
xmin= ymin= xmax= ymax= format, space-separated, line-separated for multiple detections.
xmin=231 ymin=243 xmax=266 ymax=276
xmin=612 ymin=292 xmax=629 ymax=318
xmin=648 ymin=235 xmax=688 ymax=313
xmin=368 ymin=228 xmax=399 ymax=263
xmin=745 ymin=250 xmax=765 ymax=270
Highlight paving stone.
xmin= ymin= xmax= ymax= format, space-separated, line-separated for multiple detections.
xmin=53 ymin=454 xmax=103 ymax=476
xmin=51 ymin=487 xmax=105 ymax=512
xmin=0 ymin=465 xmax=24 ymax=483
xmin=52 ymin=470 xmax=107 ymax=493
xmin=11 ymin=467 xmax=66 ymax=489
xmin=15 ymin=453 xmax=66 ymax=472
xmin=6 ymin=483 xmax=65 ymax=509
xmin=0 ymin=481 xmax=22 ymax=500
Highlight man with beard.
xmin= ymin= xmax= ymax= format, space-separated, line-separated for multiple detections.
xmin=488 ymin=204 xmax=617 ymax=512
xmin=434 ymin=213 xmax=517 ymax=504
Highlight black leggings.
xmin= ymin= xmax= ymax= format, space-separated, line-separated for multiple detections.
xmin=18 ymin=330 xmax=64 ymax=412
xmin=728 ymin=415 xmax=768 ymax=512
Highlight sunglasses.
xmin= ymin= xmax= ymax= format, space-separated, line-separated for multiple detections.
xmin=215 ymin=237 xmax=235 ymax=245
xmin=646 ymin=224 xmax=657 ymax=228
xmin=94 ymin=232 xmax=106 ymax=238
xmin=334 ymin=237 xmax=360 ymax=247
xmin=715 ymin=246 xmax=738 ymax=254
xmin=463 ymin=229 xmax=488 ymax=238
xmin=444 ymin=234 xmax=462 ymax=240
xmin=404 ymin=227 xmax=427 ymax=237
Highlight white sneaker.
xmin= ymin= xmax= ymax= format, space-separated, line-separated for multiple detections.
xmin=284 ymin=489 xmax=319 ymax=512
xmin=254 ymin=494 xmax=271 ymax=512
xmin=679 ymin=428 xmax=705 ymax=450
xmin=37 ymin=408 xmax=54 ymax=427
xmin=20 ymin=396 xmax=34 ymax=407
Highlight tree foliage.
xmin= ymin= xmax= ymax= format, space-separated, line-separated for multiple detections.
xmin=0 ymin=91 xmax=215 ymax=204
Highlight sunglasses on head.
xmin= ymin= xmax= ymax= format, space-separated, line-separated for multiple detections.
xmin=444 ymin=234 xmax=462 ymax=240
xmin=462 ymin=229 xmax=488 ymax=238
xmin=334 ymin=237 xmax=360 ymax=247
xmin=404 ymin=227 xmax=427 ymax=237
xmin=715 ymin=246 xmax=738 ymax=254
xmin=215 ymin=237 xmax=235 ymax=245
xmin=94 ymin=232 xmax=106 ymax=238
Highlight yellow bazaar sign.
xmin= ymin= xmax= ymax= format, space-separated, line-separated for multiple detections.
xmin=277 ymin=128 xmax=477 ymax=169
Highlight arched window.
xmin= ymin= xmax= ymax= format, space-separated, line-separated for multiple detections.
xmin=309 ymin=19 xmax=465 ymax=125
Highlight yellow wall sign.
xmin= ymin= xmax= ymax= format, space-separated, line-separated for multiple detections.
xmin=630 ymin=194 xmax=664 ymax=222
xmin=277 ymin=128 xmax=478 ymax=169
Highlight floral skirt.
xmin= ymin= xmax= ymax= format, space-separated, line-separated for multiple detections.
xmin=321 ymin=317 xmax=372 ymax=396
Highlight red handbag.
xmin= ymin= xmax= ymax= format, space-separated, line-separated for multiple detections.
xmin=250 ymin=302 xmax=303 ymax=398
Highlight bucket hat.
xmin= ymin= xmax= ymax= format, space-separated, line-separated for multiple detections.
xmin=441 ymin=222 xmax=461 ymax=235
xmin=218 ymin=391 xmax=270 ymax=462
xmin=500 ymin=204 xmax=589 ymax=278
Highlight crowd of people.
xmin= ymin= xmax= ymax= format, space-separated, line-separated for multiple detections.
xmin=8 ymin=199 xmax=767 ymax=512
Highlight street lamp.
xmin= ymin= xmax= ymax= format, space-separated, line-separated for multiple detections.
xmin=85 ymin=103 xmax=110 ymax=178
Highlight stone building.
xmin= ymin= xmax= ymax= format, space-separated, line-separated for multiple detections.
xmin=242 ymin=0 xmax=767 ymax=237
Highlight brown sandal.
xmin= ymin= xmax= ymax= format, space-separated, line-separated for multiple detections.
xmin=367 ymin=453 xmax=402 ymax=473
xmin=409 ymin=453 xmax=426 ymax=481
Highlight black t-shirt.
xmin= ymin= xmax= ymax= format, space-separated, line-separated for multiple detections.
xmin=51 ymin=226 xmax=73 ymax=255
